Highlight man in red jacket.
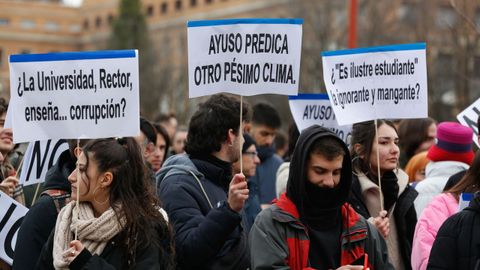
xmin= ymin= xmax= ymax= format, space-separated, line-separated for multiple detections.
xmin=249 ymin=125 xmax=393 ymax=270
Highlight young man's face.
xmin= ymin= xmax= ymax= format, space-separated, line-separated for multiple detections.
xmin=0 ymin=112 xmax=14 ymax=156
xmin=146 ymin=133 xmax=167 ymax=172
xmin=307 ymin=153 xmax=343 ymax=189
xmin=250 ymin=124 xmax=276 ymax=147
xmin=229 ymin=131 xmax=244 ymax=163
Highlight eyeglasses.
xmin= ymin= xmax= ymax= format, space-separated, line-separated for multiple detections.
xmin=243 ymin=151 xmax=258 ymax=157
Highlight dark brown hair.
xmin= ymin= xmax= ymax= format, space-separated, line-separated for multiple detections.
xmin=154 ymin=123 xmax=170 ymax=163
xmin=82 ymin=138 xmax=174 ymax=268
xmin=447 ymin=150 xmax=480 ymax=199
xmin=397 ymin=118 xmax=436 ymax=163
xmin=310 ymin=136 xmax=346 ymax=161
xmin=185 ymin=94 xmax=249 ymax=155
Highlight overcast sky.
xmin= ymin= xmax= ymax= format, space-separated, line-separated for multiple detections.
xmin=63 ymin=0 xmax=83 ymax=7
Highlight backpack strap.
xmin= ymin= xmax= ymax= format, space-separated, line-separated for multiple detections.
xmin=41 ymin=189 xmax=71 ymax=213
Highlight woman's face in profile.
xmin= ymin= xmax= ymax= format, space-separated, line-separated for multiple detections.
xmin=369 ymin=124 xmax=400 ymax=175
xmin=68 ymin=152 xmax=102 ymax=202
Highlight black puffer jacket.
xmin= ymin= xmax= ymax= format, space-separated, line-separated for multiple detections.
xmin=157 ymin=154 xmax=249 ymax=270
xmin=427 ymin=193 xmax=480 ymax=269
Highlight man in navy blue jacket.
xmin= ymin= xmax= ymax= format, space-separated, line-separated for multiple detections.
xmin=248 ymin=102 xmax=283 ymax=209
xmin=157 ymin=94 xmax=250 ymax=270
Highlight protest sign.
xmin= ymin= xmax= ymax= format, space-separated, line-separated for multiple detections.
xmin=187 ymin=18 xmax=303 ymax=98
xmin=19 ymin=139 xmax=69 ymax=186
xmin=288 ymin=93 xmax=352 ymax=146
xmin=322 ymin=43 xmax=428 ymax=125
xmin=0 ymin=191 xmax=28 ymax=265
xmin=457 ymin=96 xmax=480 ymax=147
xmin=9 ymin=50 xmax=140 ymax=143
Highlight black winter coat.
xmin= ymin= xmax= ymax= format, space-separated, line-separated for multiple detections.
xmin=348 ymin=173 xmax=418 ymax=270
xmin=427 ymin=193 xmax=480 ymax=270
xmin=13 ymin=150 xmax=74 ymax=270
xmin=35 ymin=227 xmax=167 ymax=269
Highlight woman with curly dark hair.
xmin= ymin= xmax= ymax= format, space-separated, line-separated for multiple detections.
xmin=36 ymin=137 xmax=174 ymax=269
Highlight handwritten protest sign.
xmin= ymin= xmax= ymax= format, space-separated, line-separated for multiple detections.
xmin=322 ymin=43 xmax=427 ymax=125
xmin=0 ymin=191 xmax=28 ymax=265
xmin=9 ymin=50 xmax=140 ymax=143
xmin=289 ymin=93 xmax=352 ymax=146
xmin=187 ymin=18 xmax=303 ymax=98
xmin=19 ymin=139 xmax=69 ymax=186
xmin=457 ymin=96 xmax=480 ymax=147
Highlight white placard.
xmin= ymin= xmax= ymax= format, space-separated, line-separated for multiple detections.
xmin=9 ymin=50 xmax=140 ymax=143
xmin=322 ymin=43 xmax=428 ymax=125
xmin=19 ymin=139 xmax=69 ymax=186
xmin=0 ymin=191 xmax=29 ymax=265
xmin=457 ymin=96 xmax=480 ymax=147
xmin=289 ymin=93 xmax=352 ymax=147
xmin=187 ymin=18 xmax=303 ymax=98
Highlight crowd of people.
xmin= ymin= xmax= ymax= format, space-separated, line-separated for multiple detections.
xmin=0 ymin=93 xmax=479 ymax=269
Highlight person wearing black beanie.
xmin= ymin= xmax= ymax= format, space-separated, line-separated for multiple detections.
xmin=249 ymin=125 xmax=393 ymax=270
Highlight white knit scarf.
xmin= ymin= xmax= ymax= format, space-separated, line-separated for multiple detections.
xmin=53 ymin=201 xmax=126 ymax=269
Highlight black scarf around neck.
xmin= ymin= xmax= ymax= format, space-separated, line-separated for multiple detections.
xmin=379 ymin=171 xmax=399 ymax=212
xmin=302 ymin=181 xmax=343 ymax=229
xmin=257 ymin=145 xmax=275 ymax=162
xmin=190 ymin=153 xmax=232 ymax=191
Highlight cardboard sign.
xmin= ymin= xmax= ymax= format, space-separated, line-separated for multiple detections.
xmin=288 ymin=93 xmax=352 ymax=146
xmin=0 ymin=191 xmax=29 ymax=265
xmin=19 ymin=139 xmax=69 ymax=186
xmin=9 ymin=50 xmax=140 ymax=143
xmin=457 ymin=96 xmax=480 ymax=147
xmin=322 ymin=43 xmax=428 ymax=125
xmin=187 ymin=18 xmax=303 ymax=98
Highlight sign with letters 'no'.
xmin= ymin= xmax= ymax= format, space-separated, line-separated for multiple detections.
xmin=187 ymin=18 xmax=303 ymax=98
xmin=19 ymin=139 xmax=69 ymax=187
xmin=0 ymin=191 xmax=28 ymax=265
xmin=9 ymin=50 xmax=140 ymax=143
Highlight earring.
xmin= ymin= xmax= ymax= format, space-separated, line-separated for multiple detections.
xmin=93 ymin=186 xmax=109 ymax=205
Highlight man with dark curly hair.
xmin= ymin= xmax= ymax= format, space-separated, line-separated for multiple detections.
xmin=157 ymin=93 xmax=250 ymax=270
